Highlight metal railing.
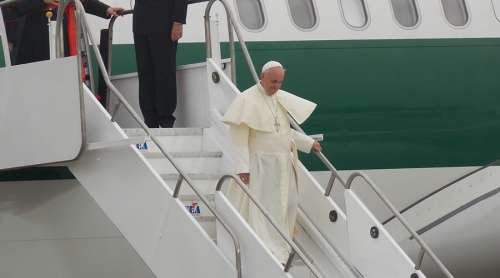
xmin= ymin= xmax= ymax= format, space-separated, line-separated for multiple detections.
xmin=0 ymin=7 xmax=10 ymax=67
xmin=215 ymin=175 xmax=323 ymax=278
xmin=204 ymin=0 xmax=248 ymax=84
xmin=56 ymin=0 xmax=104 ymax=95
xmin=415 ymin=186 xmax=500 ymax=236
xmin=106 ymin=10 xmax=132 ymax=119
xmin=203 ymin=0 xmax=347 ymax=200
xmin=53 ymin=0 xmax=87 ymax=159
xmin=0 ymin=0 xmax=17 ymax=67
xmin=346 ymin=172 xmax=454 ymax=278
xmin=54 ymin=2 xmax=242 ymax=277
xmin=106 ymin=10 xmax=133 ymax=75
xmin=383 ymin=159 xmax=500 ymax=225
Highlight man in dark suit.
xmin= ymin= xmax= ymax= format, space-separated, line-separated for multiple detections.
xmin=10 ymin=0 xmax=123 ymax=65
xmin=133 ymin=0 xmax=188 ymax=128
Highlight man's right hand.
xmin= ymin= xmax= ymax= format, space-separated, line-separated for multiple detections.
xmin=171 ymin=22 xmax=183 ymax=42
xmin=238 ymin=173 xmax=250 ymax=185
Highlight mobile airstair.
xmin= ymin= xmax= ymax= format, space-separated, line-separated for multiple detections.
xmin=0 ymin=0 xmax=459 ymax=277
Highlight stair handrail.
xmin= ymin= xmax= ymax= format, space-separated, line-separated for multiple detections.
xmin=0 ymin=0 xmax=17 ymax=67
xmin=383 ymin=158 xmax=500 ymax=225
xmin=0 ymin=4 xmax=11 ymax=67
xmin=203 ymin=0 xmax=346 ymax=199
xmin=106 ymin=10 xmax=133 ymax=76
xmin=216 ymin=174 xmax=324 ymax=278
xmin=346 ymin=172 xmax=455 ymax=278
xmin=54 ymin=2 xmax=242 ymax=278
xmin=106 ymin=9 xmax=133 ymax=118
xmin=415 ymin=186 xmax=500 ymax=236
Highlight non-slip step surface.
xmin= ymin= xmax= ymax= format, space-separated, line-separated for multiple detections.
xmin=141 ymin=151 xmax=222 ymax=159
xmin=147 ymin=156 xmax=223 ymax=175
xmin=123 ymin=128 xmax=203 ymax=136
xmin=129 ymin=135 xmax=219 ymax=153
xmin=162 ymin=173 xmax=224 ymax=195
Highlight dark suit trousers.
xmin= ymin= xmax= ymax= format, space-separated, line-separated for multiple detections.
xmin=134 ymin=33 xmax=178 ymax=128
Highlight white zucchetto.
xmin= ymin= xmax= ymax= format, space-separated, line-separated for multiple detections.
xmin=261 ymin=61 xmax=283 ymax=73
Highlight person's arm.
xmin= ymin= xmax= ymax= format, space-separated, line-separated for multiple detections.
xmin=229 ymin=123 xmax=250 ymax=184
xmin=170 ymin=0 xmax=187 ymax=41
xmin=172 ymin=0 xmax=187 ymax=24
xmin=291 ymin=129 xmax=319 ymax=153
xmin=81 ymin=0 xmax=123 ymax=19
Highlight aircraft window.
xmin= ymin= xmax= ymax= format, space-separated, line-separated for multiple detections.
xmin=287 ymin=0 xmax=318 ymax=30
xmin=339 ymin=0 xmax=369 ymax=29
xmin=441 ymin=0 xmax=469 ymax=27
xmin=235 ymin=0 xmax=266 ymax=30
xmin=391 ymin=0 xmax=419 ymax=28
xmin=492 ymin=0 xmax=500 ymax=22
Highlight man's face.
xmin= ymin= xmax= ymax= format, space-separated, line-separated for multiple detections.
xmin=260 ymin=67 xmax=285 ymax=95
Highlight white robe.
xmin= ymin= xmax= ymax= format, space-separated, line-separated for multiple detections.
xmin=223 ymin=84 xmax=316 ymax=263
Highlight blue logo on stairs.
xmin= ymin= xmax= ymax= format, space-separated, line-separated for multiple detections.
xmin=186 ymin=202 xmax=201 ymax=215
xmin=136 ymin=142 xmax=148 ymax=150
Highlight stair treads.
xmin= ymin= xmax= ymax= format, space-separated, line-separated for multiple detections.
xmin=141 ymin=151 xmax=222 ymax=159
xmin=123 ymin=128 xmax=203 ymax=136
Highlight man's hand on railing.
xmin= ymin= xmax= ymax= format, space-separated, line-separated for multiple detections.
xmin=312 ymin=141 xmax=322 ymax=153
xmin=238 ymin=173 xmax=250 ymax=185
xmin=106 ymin=6 xmax=125 ymax=17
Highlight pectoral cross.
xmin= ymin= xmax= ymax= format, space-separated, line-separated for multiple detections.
xmin=274 ymin=120 xmax=280 ymax=132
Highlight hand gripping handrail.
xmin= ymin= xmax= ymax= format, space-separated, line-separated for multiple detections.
xmin=383 ymin=158 xmax=500 ymax=225
xmin=215 ymin=175 xmax=324 ymax=278
xmin=203 ymin=0 xmax=346 ymax=198
xmin=54 ymin=2 xmax=242 ymax=278
xmin=345 ymin=172 xmax=454 ymax=278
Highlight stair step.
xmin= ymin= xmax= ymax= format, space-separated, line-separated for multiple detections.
xmin=141 ymin=151 xmax=222 ymax=159
xmin=129 ymin=135 xmax=219 ymax=153
xmin=161 ymin=173 xmax=222 ymax=195
xmin=180 ymin=193 xmax=215 ymax=202
xmin=123 ymin=128 xmax=203 ymax=136
xmin=161 ymin=173 xmax=222 ymax=180
xmin=147 ymin=155 xmax=223 ymax=175
xmin=124 ymin=128 xmax=222 ymax=241
xmin=179 ymin=193 xmax=215 ymax=217
xmin=180 ymin=194 xmax=217 ymax=240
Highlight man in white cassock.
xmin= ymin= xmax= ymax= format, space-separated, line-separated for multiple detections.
xmin=222 ymin=61 xmax=322 ymax=264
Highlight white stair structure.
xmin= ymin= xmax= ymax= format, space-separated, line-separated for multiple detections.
xmin=124 ymin=128 xmax=223 ymax=240
xmin=0 ymin=0 xmax=459 ymax=278
xmin=382 ymin=163 xmax=500 ymax=277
